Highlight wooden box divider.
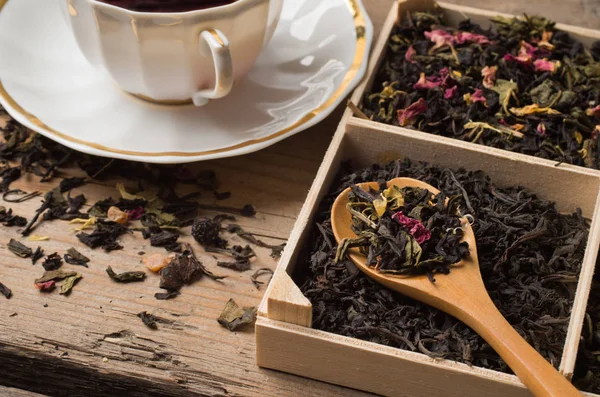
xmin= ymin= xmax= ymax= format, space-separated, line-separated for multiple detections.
xmin=256 ymin=1 xmax=600 ymax=395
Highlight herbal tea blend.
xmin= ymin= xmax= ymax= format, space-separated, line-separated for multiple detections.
xmin=299 ymin=158 xmax=588 ymax=376
xmin=361 ymin=12 xmax=600 ymax=168
xmin=336 ymin=184 xmax=470 ymax=281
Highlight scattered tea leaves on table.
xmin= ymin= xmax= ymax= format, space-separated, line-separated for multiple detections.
xmin=0 ymin=206 xmax=27 ymax=227
xmin=192 ymin=216 xmax=227 ymax=248
xmin=218 ymin=259 xmax=251 ymax=272
xmin=35 ymin=269 xmax=77 ymax=284
xmin=251 ymin=268 xmax=274 ymax=290
xmin=60 ymin=274 xmax=82 ymax=295
xmin=77 ymin=222 xmax=128 ymax=251
xmin=64 ymin=248 xmax=90 ymax=268
xmin=154 ymin=291 xmax=180 ymax=300
xmin=31 ymin=246 xmax=44 ymax=264
xmin=66 ymin=193 xmax=86 ymax=215
xmin=217 ymin=299 xmax=257 ymax=332
xmin=214 ymin=191 xmax=231 ymax=200
xmin=42 ymin=253 xmax=63 ymax=271
xmin=8 ymin=238 xmax=32 ymax=258
xmin=59 ymin=177 xmax=85 ymax=193
xmin=0 ymin=281 xmax=12 ymax=299
xmin=137 ymin=311 xmax=159 ymax=330
xmin=227 ymin=224 xmax=286 ymax=258
xmin=156 ymin=244 xmax=225 ymax=298
xmin=148 ymin=230 xmax=181 ymax=252
xmin=106 ymin=266 xmax=146 ymax=283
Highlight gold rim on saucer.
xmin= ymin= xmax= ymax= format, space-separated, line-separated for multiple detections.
xmin=0 ymin=0 xmax=368 ymax=158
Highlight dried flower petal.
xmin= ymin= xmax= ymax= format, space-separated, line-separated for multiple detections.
xmin=464 ymin=89 xmax=487 ymax=106
xmin=35 ymin=280 xmax=55 ymax=292
xmin=534 ymin=58 xmax=561 ymax=73
xmin=405 ymin=45 xmax=417 ymax=63
xmin=444 ymin=86 xmax=458 ymax=99
xmin=143 ymin=253 xmax=170 ymax=273
xmin=537 ymin=123 xmax=547 ymax=136
xmin=397 ymin=98 xmax=428 ymax=127
xmin=107 ymin=206 xmax=129 ymax=225
xmin=126 ymin=206 xmax=144 ymax=221
xmin=586 ymin=105 xmax=600 ymax=118
xmin=391 ymin=212 xmax=431 ymax=244
xmin=510 ymin=104 xmax=561 ymax=116
xmin=413 ymin=73 xmax=442 ymax=90
xmin=454 ymin=31 xmax=490 ymax=45
xmin=481 ymin=66 xmax=497 ymax=89
xmin=424 ymin=29 xmax=455 ymax=51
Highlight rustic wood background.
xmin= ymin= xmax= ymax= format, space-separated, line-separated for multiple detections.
xmin=1 ymin=0 xmax=599 ymax=396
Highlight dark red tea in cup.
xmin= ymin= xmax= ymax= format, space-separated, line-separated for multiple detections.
xmin=98 ymin=0 xmax=238 ymax=12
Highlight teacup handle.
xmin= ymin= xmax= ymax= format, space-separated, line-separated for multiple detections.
xmin=193 ymin=29 xmax=234 ymax=107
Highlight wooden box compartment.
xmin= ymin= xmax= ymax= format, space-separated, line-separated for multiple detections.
xmin=256 ymin=1 xmax=600 ymax=396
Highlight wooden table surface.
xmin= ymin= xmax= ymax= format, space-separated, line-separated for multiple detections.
xmin=1 ymin=1 xmax=599 ymax=396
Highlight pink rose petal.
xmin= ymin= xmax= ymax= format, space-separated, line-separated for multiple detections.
xmin=481 ymin=66 xmax=497 ymax=89
xmin=454 ymin=31 xmax=490 ymax=45
xmin=397 ymin=98 xmax=428 ymax=127
xmin=537 ymin=123 xmax=547 ymax=136
xmin=586 ymin=105 xmax=600 ymax=118
xmin=391 ymin=212 xmax=432 ymax=244
xmin=470 ymin=89 xmax=487 ymax=104
xmin=413 ymin=73 xmax=442 ymax=90
xmin=533 ymin=58 xmax=560 ymax=73
xmin=126 ymin=206 xmax=144 ymax=221
xmin=405 ymin=45 xmax=417 ymax=63
xmin=424 ymin=29 xmax=455 ymax=51
xmin=35 ymin=281 xmax=55 ymax=292
xmin=444 ymin=86 xmax=459 ymax=99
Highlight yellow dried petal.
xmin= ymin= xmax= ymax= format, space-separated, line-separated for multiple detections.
xmin=143 ymin=254 xmax=170 ymax=273
xmin=510 ymin=104 xmax=560 ymax=117
xmin=70 ymin=217 xmax=97 ymax=231
xmin=372 ymin=196 xmax=387 ymax=217
xmin=575 ymin=131 xmax=584 ymax=145
xmin=107 ymin=206 xmax=129 ymax=225
xmin=452 ymin=70 xmax=462 ymax=78
xmin=27 ymin=235 xmax=49 ymax=241
xmin=383 ymin=186 xmax=405 ymax=210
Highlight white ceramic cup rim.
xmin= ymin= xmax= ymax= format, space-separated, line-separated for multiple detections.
xmin=89 ymin=0 xmax=257 ymax=17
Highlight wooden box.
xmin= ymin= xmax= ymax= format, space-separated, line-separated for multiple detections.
xmin=256 ymin=1 xmax=600 ymax=396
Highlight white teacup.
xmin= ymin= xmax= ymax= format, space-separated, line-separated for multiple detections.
xmin=61 ymin=0 xmax=283 ymax=106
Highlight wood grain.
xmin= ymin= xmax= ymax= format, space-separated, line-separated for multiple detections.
xmin=3 ymin=1 xmax=600 ymax=397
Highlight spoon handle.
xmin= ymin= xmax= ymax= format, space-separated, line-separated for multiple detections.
xmin=458 ymin=296 xmax=581 ymax=397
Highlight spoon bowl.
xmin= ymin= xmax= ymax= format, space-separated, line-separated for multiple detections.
xmin=331 ymin=177 xmax=581 ymax=397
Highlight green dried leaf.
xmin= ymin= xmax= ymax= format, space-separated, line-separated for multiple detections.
xmin=35 ymin=269 xmax=77 ymax=284
xmin=106 ymin=266 xmax=146 ymax=283
xmin=8 ymin=238 xmax=32 ymax=258
xmin=60 ymin=274 xmax=82 ymax=295
xmin=491 ymin=79 xmax=518 ymax=114
xmin=217 ymin=299 xmax=257 ymax=332
xmin=530 ymin=80 xmax=561 ymax=108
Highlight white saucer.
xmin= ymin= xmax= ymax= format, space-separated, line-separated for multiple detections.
xmin=0 ymin=0 xmax=372 ymax=164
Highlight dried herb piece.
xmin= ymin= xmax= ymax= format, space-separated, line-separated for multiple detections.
xmin=192 ymin=217 xmax=227 ymax=248
xmin=42 ymin=253 xmax=63 ymax=271
xmin=27 ymin=235 xmax=49 ymax=241
xmin=218 ymin=259 xmax=251 ymax=272
xmin=156 ymin=244 xmax=225 ymax=297
xmin=0 ymin=206 xmax=27 ymax=227
xmin=22 ymin=188 xmax=66 ymax=236
xmin=217 ymin=299 xmax=257 ymax=332
xmin=66 ymin=193 xmax=86 ymax=215
xmin=59 ymin=177 xmax=85 ymax=192
xmin=77 ymin=222 xmax=128 ymax=251
xmin=3 ymin=189 xmax=41 ymax=203
xmin=154 ymin=291 xmax=180 ymax=300
xmin=106 ymin=266 xmax=146 ymax=283
xmin=31 ymin=246 xmax=44 ymax=264
xmin=251 ymin=268 xmax=274 ymax=289
xmin=214 ymin=191 xmax=231 ymax=200
xmin=137 ymin=311 xmax=158 ymax=330
xmin=60 ymin=274 xmax=82 ymax=295
xmin=0 ymin=281 xmax=12 ymax=299
xmin=0 ymin=166 xmax=21 ymax=192
xmin=149 ymin=230 xmax=180 ymax=252
xmin=35 ymin=269 xmax=77 ymax=284
xmin=64 ymin=248 xmax=90 ymax=268
xmin=226 ymin=224 xmax=286 ymax=258
xmin=8 ymin=238 xmax=32 ymax=258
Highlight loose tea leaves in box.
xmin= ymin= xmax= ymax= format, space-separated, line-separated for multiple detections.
xmin=299 ymin=158 xmax=587 ymax=375
xmin=361 ymin=12 xmax=600 ymax=168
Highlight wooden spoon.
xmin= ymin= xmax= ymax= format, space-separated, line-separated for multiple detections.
xmin=331 ymin=177 xmax=581 ymax=397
